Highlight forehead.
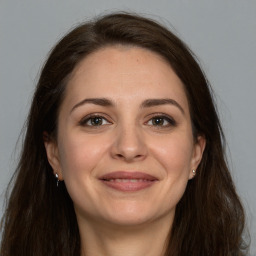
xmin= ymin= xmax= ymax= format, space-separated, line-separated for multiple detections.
xmin=63 ymin=46 xmax=189 ymax=110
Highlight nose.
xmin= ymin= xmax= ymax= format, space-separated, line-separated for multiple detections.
xmin=110 ymin=124 xmax=147 ymax=162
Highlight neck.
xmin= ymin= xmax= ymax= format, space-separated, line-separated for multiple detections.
xmin=78 ymin=214 xmax=173 ymax=256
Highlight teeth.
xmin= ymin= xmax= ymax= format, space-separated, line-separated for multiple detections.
xmin=107 ymin=179 xmax=149 ymax=182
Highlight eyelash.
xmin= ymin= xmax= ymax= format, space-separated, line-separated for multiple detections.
xmin=145 ymin=114 xmax=177 ymax=128
xmin=79 ymin=113 xmax=177 ymax=128
xmin=79 ymin=114 xmax=112 ymax=127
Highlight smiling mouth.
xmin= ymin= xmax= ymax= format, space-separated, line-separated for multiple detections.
xmin=99 ymin=171 xmax=158 ymax=192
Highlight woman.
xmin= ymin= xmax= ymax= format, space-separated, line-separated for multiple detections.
xmin=0 ymin=12 xmax=248 ymax=256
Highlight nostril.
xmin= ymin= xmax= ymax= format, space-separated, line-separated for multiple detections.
xmin=111 ymin=137 xmax=148 ymax=161
xmin=116 ymin=153 xmax=142 ymax=158
xmin=114 ymin=153 xmax=145 ymax=161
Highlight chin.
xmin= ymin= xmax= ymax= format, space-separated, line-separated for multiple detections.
xmin=97 ymin=201 xmax=175 ymax=228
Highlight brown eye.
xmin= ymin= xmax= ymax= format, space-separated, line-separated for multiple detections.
xmin=152 ymin=117 xmax=165 ymax=126
xmin=80 ymin=115 xmax=111 ymax=127
xmin=89 ymin=117 xmax=103 ymax=126
xmin=147 ymin=115 xmax=176 ymax=127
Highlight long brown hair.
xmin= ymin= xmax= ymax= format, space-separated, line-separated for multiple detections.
xmin=0 ymin=12 xmax=248 ymax=256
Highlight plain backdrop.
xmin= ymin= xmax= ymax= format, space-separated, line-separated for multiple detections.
xmin=0 ymin=0 xmax=255 ymax=254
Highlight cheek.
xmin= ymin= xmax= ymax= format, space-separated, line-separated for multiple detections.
xmin=150 ymin=133 xmax=194 ymax=177
xmin=57 ymin=133 xmax=108 ymax=179
xmin=156 ymin=135 xmax=194 ymax=203
xmin=143 ymin=133 xmax=194 ymax=216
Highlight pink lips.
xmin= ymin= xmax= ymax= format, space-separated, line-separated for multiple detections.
xmin=99 ymin=171 xmax=158 ymax=192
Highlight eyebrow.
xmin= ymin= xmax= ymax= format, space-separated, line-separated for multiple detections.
xmin=140 ymin=99 xmax=184 ymax=114
xmin=70 ymin=97 xmax=184 ymax=115
xmin=70 ymin=98 xmax=114 ymax=113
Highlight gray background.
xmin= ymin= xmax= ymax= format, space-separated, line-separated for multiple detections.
xmin=0 ymin=0 xmax=255 ymax=254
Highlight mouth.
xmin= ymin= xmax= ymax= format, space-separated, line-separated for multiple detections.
xmin=99 ymin=171 xmax=158 ymax=192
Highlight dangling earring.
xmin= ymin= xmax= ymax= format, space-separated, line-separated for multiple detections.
xmin=55 ymin=173 xmax=59 ymax=187
xmin=192 ymin=169 xmax=196 ymax=177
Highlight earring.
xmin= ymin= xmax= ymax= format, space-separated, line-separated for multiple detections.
xmin=55 ymin=173 xmax=59 ymax=187
xmin=192 ymin=169 xmax=196 ymax=176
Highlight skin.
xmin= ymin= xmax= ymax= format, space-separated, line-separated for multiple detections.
xmin=45 ymin=46 xmax=205 ymax=256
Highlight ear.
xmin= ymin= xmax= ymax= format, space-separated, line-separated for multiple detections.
xmin=189 ymin=135 xmax=206 ymax=179
xmin=43 ymin=132 xmax=63 ymax=180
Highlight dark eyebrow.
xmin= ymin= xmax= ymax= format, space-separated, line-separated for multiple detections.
xmin=70 ymin=98 xmax=114 ymax=113
xmin=141 ymin=98 xmax=185 ymax=114
xmin=70 ymin=97 xmax=184 ymax=115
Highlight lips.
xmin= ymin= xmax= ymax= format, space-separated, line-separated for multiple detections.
xmin=99 ymin=171 xmax=158 ymax=192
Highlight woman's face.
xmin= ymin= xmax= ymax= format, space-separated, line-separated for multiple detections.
xmin=45 ymin=46 xmax=205 ymax=227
